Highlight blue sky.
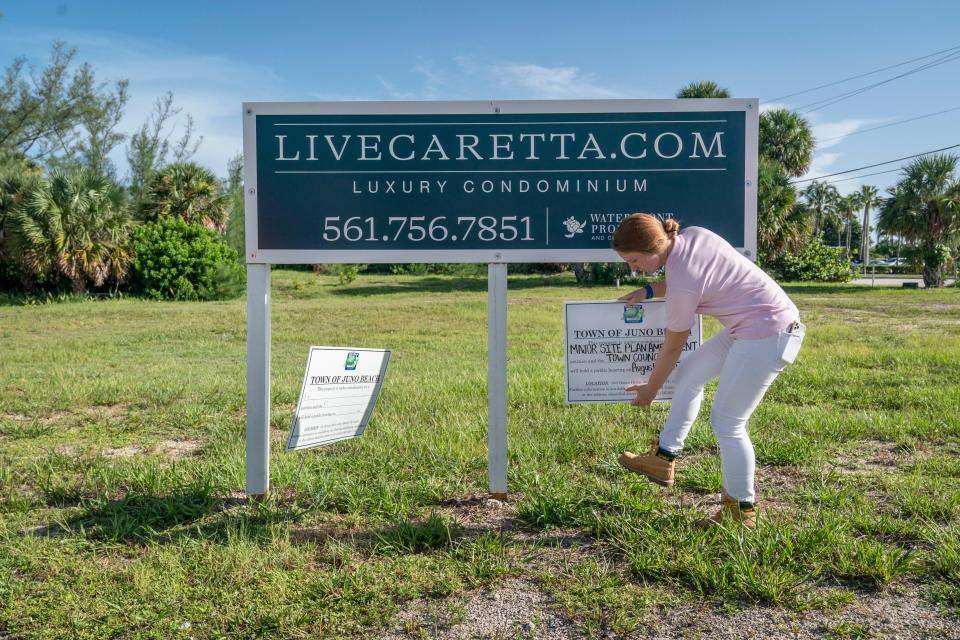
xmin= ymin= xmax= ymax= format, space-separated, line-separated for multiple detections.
xmin=2 ymin=1 xmax=959 ymax=197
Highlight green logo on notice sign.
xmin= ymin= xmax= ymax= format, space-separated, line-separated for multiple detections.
xmin=345 ymin=352 xmax=359 ymax=370
xmin=623 ymin=305 xmax=644 ymax=324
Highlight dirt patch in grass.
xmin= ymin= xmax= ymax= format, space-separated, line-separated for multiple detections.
xmin=102 ymin=439 xmax=200 ymax=459
xmin=919 ymin=303 xmax=960 ymax=313
xmin=894 ymin=323 xmax=921 ymax=333
xmin=660 ymin=460 xmax=807 ymax=517
xmin=432 ymin=493 xmax=522 ymax=533
xmin=650 ymin=582 xmax=958 ymax=640
xmin=382 ymin=578 xmax=581 ymax=640
xmin=155 ymin=439 xmax=201 ymax=458
xmin=379 ymin=576 xmax=958 ymax=639
xmin=3 ymin=404 xmax=131 ymax=424
xmin=288 ymin=519 xmax=371 ymax=547
xmin=103 ymin=445 xmax=142 ymax=458
xmin=832 ymin=440 xmax=907 ymax=476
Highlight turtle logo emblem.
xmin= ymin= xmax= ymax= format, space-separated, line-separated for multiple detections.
xmin=563 ymin=217 xmax=586 ymax=238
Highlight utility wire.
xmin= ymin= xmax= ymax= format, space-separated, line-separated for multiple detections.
xmin=818 ymin=106 xmax=960 ymax=143
xmin=795 ymin=50 xmax=960 ymax=114
xmin=822 ymin=167 xmax=903 ymax=184
xmin=767 ymin=43 xmax=960 ymax=102
xmin=800 ymin=51 xmax=960 ymax=113
xmin=790 ymin=143 xmax=960 ymax=184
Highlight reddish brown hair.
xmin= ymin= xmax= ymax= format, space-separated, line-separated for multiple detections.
xmin=612 ymin=213 xmax=680 ymax=254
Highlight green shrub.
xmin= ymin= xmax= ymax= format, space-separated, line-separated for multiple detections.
xmin=131 ymin=217 xmax=244 ymax=300
xmin=771 ymin=238 xmax=856 ymax=282
xmin=334 ymin=264 xmax=363 ymax=286
xmin=385 ymin=263 xmax=485 ymax=277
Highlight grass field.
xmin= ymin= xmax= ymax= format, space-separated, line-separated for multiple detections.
xmin=1 ymin=271 xmax=959 ymax=639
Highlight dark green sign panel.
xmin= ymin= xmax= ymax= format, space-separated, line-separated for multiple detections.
xmin=244 ymin=100 xmax=758 ymax=263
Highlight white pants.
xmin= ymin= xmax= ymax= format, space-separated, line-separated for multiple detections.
xmin=658 ymin=324 xmax=805 ymax=504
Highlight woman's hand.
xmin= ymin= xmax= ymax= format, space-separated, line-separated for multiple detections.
xmin=618 ymin=282 xmax=664 ymax=303
xmin=625 ymin=383 xmax=657 ymax=407
xmin=618 ymin=289 xmax=648 ymax=304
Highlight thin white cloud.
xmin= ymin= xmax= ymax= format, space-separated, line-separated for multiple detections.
xmin=761 ymin=102 xmax=881 ymax=150
xmin=375 ymin=56 xmax=634 ymax=101
xmin=411 ymin=58 xmax=448 ymax=99
xmin=797 ymin=152 xmax=867 ymax=195
xmin=760 ymin=100 xmax=888 ymax=193
xmin=759 ymin=102 xmax=790 ymax=113
xmin=812 ymin=117 xmax=887 ymax=150
xmin=491 ymin=63 xmax=625 ymax=99
xmin=1 ymin=27 xmax=285 ymax=178
xmin=798 ymin=152 xmax=840 ymax=182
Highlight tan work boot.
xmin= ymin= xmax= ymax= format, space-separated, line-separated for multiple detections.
xmin=697 ymin=500 xmax=757 ymax=529
xmin=618 ymin=443 xmax=675 ymax=487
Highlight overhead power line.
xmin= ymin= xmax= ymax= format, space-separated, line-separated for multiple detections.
xmin=823 ymin=168 xmax=903 ymax=184
xmin=767 ymin=43 xmax=960 ymax=102
xmin=817 ymin=106 xmax=960 ymax=143
xmin=790 ymin=143 xmax=960 ymax=184
xmin=795 ymin=50 xmax=960 ymax=114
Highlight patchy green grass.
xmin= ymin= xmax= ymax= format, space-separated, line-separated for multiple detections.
xmin=1 ymin=272 xmax=959 ymax=638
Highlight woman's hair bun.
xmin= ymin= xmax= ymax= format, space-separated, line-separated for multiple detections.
xmin=661 ymin=217 xmax=680 ymax=238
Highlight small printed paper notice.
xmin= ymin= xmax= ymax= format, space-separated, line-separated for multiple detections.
xmin=286 ymin=346 xmax=391 ymax=452
xmin=564 ymin=300 xmax=701 ymax=404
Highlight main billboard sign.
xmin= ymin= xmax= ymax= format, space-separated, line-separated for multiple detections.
xmin=242 ymin=99 xmax=758 ymax=264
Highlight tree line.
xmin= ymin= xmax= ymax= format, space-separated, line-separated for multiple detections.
xmin=0 ymin=42 xmax=245 ymax=299
xmin=0 ymin=46 xmax=956 ymax=296
xmin=681 ymin=80 xmax=960 ymax=288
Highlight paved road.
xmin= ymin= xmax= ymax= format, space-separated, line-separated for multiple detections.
xmin=851 ymin=276 xmax=956 ymax=288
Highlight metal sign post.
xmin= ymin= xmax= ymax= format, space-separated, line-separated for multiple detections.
xmin=245 ymin=263 xmax=271 ymax=497
xmin=487 ymin=263 xmax=508 ymax=498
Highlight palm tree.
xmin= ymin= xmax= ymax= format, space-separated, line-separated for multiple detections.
xmin=837 ymin=193 xmax=861 ymax=255
xmin=879 ymin=185 xmax=907 ymax=263
xmin=857 ymin=185 xmax=881 ymax=266
xmin=760 ymin=109 xmax=815 ymax=178
xmin=757 ymin=157 xmax=810 ymax=261
xmin=802 ymin=180 xmax=839 ymax=238
xmin=140 ymin=162 xmax=227 ymax=232
xmin=878 ymin=154 xmax=960 ymax=287
xmin=676 ymin=81 xmax=731 ymax=98
xmin=8 ymin=169 xmax=133 ymax=292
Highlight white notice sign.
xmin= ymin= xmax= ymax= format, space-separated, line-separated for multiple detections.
xmin=564 ymin=300 xmax=701 ymax=404
xmin=286 ymin=346 xmax=391 ymax=451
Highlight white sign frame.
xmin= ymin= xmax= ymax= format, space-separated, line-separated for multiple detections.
xmin=242 ymin=99 xmax=759 ymax=265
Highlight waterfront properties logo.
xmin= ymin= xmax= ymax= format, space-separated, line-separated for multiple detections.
xmin=563 ymin=217 xmax=586 ymax=238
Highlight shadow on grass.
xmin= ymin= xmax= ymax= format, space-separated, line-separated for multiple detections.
xmin=36 ymin=489 xmax=470 ymax=549
xmin=32 ymin=489 xmax=277 ymax=544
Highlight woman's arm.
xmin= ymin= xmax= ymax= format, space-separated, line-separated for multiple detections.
xmin=617 ymin=280 xmax=667 ymax=304
xmin=626 ymin=328 xmax=690 ymax=406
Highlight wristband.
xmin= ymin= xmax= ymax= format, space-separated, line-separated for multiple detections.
xmin=644 ymin=284 xmax=654 ymax=300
